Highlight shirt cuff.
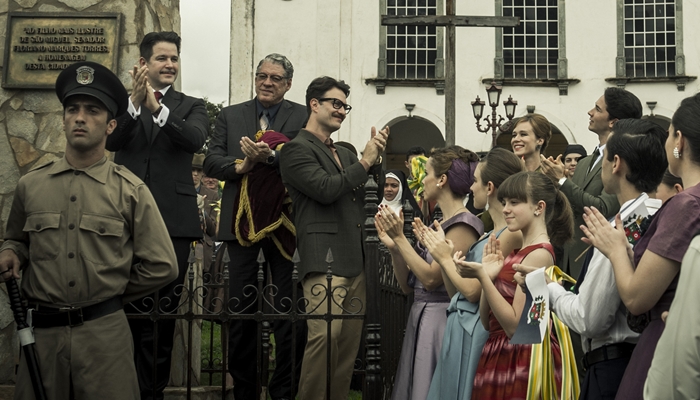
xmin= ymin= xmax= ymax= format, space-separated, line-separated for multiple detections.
xmin=128 ymin=98 xmax=140 ymax=119
xmin=558 ymin=176 xmax=567 ymax=186
xmin=0 ymin=240 xmax=29 ymax=268
xmin=152 ymin=104 xmax=170 ymax=127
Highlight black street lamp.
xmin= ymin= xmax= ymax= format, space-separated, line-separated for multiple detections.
xmin=471 ymin=81 xmax=518 ymax=148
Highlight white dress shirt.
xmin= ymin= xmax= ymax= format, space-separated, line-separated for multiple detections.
xmin=548 ymin=196 xmax=659 ymax=352
xmin=127 ymin=85 xmax=171 ymax=127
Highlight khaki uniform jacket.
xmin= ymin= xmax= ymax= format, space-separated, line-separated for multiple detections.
xmin=1 ymin=156 xmax=178 ymax=307
xmin=560 ymin=153 xmax=620 ymax=278
xmin=280 ymin=129 xmax=382 ymax=280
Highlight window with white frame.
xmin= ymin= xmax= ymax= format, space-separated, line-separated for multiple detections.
xmin=502 ymin=0 xmax=559 ymax=80
xmin=622 ymin=0 xmax=676 ymax=77
xmin=385 ymin=0 xmax=439 ymax=79
xmin=493 ymin=0 xmax=572 ymax=94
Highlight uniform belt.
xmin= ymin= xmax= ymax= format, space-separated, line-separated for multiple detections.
xmin=31 ymin=296 xmax=123 ymax=328
xmin=583 ymin=342 xmax=635 ymax=369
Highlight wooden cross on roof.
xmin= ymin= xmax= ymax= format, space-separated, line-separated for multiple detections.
xmin=382 ymin=1 xmax=519 ymax=146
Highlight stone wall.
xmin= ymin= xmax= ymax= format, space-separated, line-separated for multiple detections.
xmin=0 ymin=0 xmax=181 ymax=238
xmin=0 ymin=0 xmax=180 ymax=384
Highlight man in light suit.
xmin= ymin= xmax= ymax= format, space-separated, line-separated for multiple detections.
xmin=541 ymin=86 xmax=642 ymax=377
xmin=203 ymin=53 xmax=307 ymax=400
xmin=280 ymin=76 xmax=388 ymax=400
xmin=105 ymin=31 xmax=209 ymax=400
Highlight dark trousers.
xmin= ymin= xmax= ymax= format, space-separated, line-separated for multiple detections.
xmin=572 ymin=331 xmax=587 ymax=381
xmin=226 ymin=239 xmax=306 ymax=400
xmin=580 ymin=354 xmax=631 ymax=400
xmin=128 ymin=237 xmax=192 ymax=400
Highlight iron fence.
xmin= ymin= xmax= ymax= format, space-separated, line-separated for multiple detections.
xmin=125 ymin=176 xmax=413 ymax=399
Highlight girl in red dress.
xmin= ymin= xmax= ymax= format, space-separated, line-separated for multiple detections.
xmin=454 ymin=171 xmax=574 ymax=400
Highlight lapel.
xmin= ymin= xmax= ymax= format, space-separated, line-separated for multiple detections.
xmin=571 ymin=153 xmax=592 ymax=187
xmin=140 ymin=107 xmax=154 ymax=143
xmin=244 ymin=100 xmax=259 ymax=139
xmin=336 ymin=146 xmax=354 ymax=170
xmin=301 ymin=130 xmax=341 ymax=172
xmin=582 ymin=157 xmax=602 ymax=188
xmin=271 ymin=100 xmax=292 ymax=132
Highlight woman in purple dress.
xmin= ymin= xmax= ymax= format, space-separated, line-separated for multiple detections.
xmin=582 ymin=94 xmax=700 ymax=399
xmin=376 ymin=145 xmax=483 ymax=400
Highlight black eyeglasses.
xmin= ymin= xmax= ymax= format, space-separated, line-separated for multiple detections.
xmin=318 ymin=98 xmax=352 ymax=114
xmin=255 ymin=73 xmax=287 ymax=83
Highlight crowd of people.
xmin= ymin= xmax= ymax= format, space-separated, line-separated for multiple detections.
xmin=377 ymin=88 xmax=700 ymax=399
xmin=1 ymin=28 xmax=699 ymax=400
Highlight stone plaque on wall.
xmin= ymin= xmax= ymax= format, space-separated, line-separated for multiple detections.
xmin=2 ymin=12 xmax=121 ymax=89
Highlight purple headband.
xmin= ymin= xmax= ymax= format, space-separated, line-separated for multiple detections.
xmin=447 ymin=158 xmax=477 ymax=197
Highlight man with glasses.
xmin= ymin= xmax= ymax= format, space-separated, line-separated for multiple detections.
xmin=280 ymin=76 xmax=388 ymax=400
xmin=204 ymin=53 xmax=307 ymax=400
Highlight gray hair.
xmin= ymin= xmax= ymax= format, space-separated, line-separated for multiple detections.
xmin=256 ymin=53 xmax=294 ymax=79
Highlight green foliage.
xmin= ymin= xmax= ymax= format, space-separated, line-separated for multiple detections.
xmin=201 ymin=320 xmax=224 ymax=386
xmin=203 ymin=97 xmax=224 ymax=137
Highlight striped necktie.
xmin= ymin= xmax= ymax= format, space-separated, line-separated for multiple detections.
xmin=260 ymin=110 xmax=270 ymax=130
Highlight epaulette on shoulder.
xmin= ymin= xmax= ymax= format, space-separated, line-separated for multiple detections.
xmin=27 ymin=159 xmax=55 ymax=173
xmin=112 ymin=164 xmax=143 ymax=186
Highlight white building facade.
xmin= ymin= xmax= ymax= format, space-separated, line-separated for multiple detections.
xmin=229 ymin=0 xmax=697 ymax=170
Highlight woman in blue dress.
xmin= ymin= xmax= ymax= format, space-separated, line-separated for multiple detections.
xmin=417 ymin=148 xmax=524 ymax=400
xmin=376 ymin=145 xmax=483 ymax=400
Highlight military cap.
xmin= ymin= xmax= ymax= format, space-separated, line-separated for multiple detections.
xmin=55 ymin=61 xmax=128 ymax=118
xmin=562 ymin=144 xmax=588 ymax=159
xmin=192 ymin=153 xmax=205 ymax=168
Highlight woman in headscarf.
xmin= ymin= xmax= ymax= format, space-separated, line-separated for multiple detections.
xmin=381 ymin=169 xmax=423 ymax=220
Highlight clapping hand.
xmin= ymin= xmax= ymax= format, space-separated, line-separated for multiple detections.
xmin=581 ymin=206 xmax=627 ymax=258
xmin=540 ymin=154 xmax=567 ymax=182
xmin=375 ymin=211 xmax=396 ymax=250
xmin=240 ymin=137 xmax=272 ymax=164
xmin=362 ymin=126 xmax=390 ymax=166
xmin=414 ymin=219 xmax=452 ymax=263
xmin=480 ymin=234 xmax=505 ymax=280
xmin=129 ymin=64 xmax=148 ymax=107
xmin=453 ymin=234 xmax=503 ymax=280
xmin=376 ymin=204 xmax=405 ymax=240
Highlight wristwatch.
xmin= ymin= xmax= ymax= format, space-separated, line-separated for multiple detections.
xmin=266 ymin=150 xmax=276 ymax=165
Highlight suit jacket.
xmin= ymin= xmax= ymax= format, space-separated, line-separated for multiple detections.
xmin=106 ymin=88 xmax=208 ymax=239
xmin=280 ymin=129 xmax=382 ymax=280
xmin=560 ymin=152 xmax=620 ymax=278
xmin=203 ymin=98 xmax=307 ymax=242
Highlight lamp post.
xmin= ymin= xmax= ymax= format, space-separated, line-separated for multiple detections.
xmin=471 ymin=81 xmax=518 ymax=148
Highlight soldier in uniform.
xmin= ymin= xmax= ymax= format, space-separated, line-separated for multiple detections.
xmin=0 ymin=61 xmax=178 ymax=399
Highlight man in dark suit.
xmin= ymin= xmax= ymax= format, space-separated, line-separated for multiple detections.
xmin=203 ymin=53 xmax=307 ymax=400
xmin=280 ymin=76 xmax=388 ymax=400
xmin=541 ymin=86 xmax=642 ymax=377
xmin=105 ymin=31 xmax=208 ymax=400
